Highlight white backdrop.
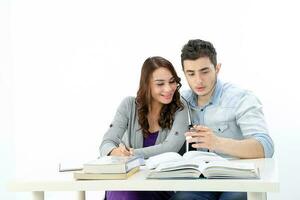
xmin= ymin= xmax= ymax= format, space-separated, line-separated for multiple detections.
xmin=1 ymin=0 xmax=300 ymax=199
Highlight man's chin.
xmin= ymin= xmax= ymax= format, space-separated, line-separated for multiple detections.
xmin=194 ymin=90 xmax=208 ymax=96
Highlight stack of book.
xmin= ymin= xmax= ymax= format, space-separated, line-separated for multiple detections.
xmin=73 ymin=155 xmax=143 ymax=180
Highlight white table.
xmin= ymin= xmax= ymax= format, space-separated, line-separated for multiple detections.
xmin=7 ymin=158 xmax=279 ymax=200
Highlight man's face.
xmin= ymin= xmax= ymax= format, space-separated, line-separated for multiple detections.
xmin=183 ymin=57 xmax=220 ymax=98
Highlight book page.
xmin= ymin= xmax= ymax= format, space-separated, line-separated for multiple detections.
xmin=183 ymin=151 xmax=228 ymax=163
xmin=146 ymin=152 xmax=183 ymax=169
xmin=202 ymin=161 xmax=259 ymax=179
xmin=59 ymin=160 xmax=83 ymax=172
xmin=155 ymin=160 xmax=200 ymax=171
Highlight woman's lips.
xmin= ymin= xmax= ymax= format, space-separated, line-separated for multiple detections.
xmin=162 ymin=94 xmax=173 ymax=100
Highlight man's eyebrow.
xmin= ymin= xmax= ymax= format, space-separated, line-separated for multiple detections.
xmin=185 ymin=70 xmax=195 ymax=73
xmin=200 ymin=67 xmax=210 ymax=71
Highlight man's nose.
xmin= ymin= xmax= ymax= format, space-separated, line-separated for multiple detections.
xmin=196 ymin=73 xmax=203 ymax=84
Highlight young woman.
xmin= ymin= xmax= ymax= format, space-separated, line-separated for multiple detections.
xmin=99 ymin=56 xmax=189 ymax=200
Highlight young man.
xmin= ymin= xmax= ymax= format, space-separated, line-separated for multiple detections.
xmin=170 ymin=39 xmax=274 ymax=200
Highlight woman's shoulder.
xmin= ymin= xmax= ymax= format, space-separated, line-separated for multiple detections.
xmin=118 ymin=96 xmax=136 ymax=110
xmin=121 ymin=96 xmax=136 ymax=103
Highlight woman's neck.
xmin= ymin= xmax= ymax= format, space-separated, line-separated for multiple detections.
xmin=147 ymin=100 xmax=162 ymax=133
xmin=149 ymin=100 xmax=162 ymax=117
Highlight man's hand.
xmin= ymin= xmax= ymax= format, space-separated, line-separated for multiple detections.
xmin=185 ymin=125 xmax=220 ymax=151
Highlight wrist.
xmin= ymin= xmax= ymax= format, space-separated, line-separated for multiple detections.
xmin=108 ymin=147 xmax=117 ymax=156
xmin=213 ymin=136 xmax=224 ymax=152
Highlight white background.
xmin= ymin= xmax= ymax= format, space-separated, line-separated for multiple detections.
xmin=1 ymin=0 xmax=300 ymax=199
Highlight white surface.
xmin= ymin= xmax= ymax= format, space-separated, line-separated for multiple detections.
xmin=1 ymin=0 xmax=300 ymax=199
xmin=8 ymin=159 xmax=278 ymax=193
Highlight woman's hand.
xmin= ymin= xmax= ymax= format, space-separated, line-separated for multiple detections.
xmin=109 ymin=145 xmax=133 ymax=156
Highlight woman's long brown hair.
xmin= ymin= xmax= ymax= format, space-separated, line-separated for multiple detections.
xmin=136 ymin=56 xmax=183 ymax=137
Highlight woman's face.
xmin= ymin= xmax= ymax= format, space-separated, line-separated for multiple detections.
xmin=150 ymin=67 xmax=177 ymax=105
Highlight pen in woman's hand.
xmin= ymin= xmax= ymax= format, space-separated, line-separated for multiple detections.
xmin=118 ymin=138 xmax=130 ymax=151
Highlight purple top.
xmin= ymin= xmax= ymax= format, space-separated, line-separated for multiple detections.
xmin=106 ymin=132 xmax=161 ymax=200
xmin=143 ymin=131 xmax=159 ymax=148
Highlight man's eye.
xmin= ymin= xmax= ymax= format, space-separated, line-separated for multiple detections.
xmin=188 ymin=73 xmax=194 ymax=76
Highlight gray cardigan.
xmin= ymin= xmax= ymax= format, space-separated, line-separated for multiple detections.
xmin=99 ymin=96 xmax=189 ymax=158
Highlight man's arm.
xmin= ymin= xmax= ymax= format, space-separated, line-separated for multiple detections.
xmin=186 ymin=126 xmax=266 ymax=158
xmin=215 ymin=137 xmax=264 ymax=158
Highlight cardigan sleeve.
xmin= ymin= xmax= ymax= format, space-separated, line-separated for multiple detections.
xmin=99 ymin=97 xmax=133 ymax=156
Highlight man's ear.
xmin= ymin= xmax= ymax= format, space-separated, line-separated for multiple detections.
xmin=215 ymin=63 xmax=221 ymax=74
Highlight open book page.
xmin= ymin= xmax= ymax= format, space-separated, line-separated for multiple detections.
xmin=146 ymin=152 xmax=183 ymax=169
xmin=155 ymin=160 xmax=202 ymax=171
xmin=182 ymin=151 xmax=228 ymax=162
xmin=202 ymin=161 xmax=259 ymax=179
xmin=146 ymin=151 xmax=227 ymax=170
xmin=147 ymin=160 xmax=207 ymax=179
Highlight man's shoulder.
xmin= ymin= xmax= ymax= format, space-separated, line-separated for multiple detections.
xmin=220 ymin=82 xmax=259 ymax=105
xmin=222 ymin=82 xmax=247 ymax=95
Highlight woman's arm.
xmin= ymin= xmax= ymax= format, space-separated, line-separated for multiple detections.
xmin=99 ymin=97 xmax=133 ymax=156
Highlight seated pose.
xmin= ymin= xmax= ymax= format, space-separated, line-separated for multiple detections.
xmin=169 ymin=39 xmax=274 ymax=200
xmin=99 ymin=56 xmax=189 ymax=200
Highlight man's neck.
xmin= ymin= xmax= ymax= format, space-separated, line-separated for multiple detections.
xmin=197 ymin=96 xmax=211 ymax=107
xmin=197 ymin=88 xmax=215 ymax=107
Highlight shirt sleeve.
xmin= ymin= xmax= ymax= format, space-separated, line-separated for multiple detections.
xmin=133 ymin=101 xmax=189 ymax=158
xmin=249 ymin=133 xmax=274 ymax=158
xmin=99 ymin=97 xmax=132 ymax=156
xmin=235 ymin=92 xmax=274 ymax=158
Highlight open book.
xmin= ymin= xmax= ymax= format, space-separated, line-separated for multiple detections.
xmin=146 ymin=151 xmax=227 ymax=169
xmin=146 ymin=151 xmax=259 ymax=179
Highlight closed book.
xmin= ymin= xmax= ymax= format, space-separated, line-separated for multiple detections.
xmin=74 ymin=166 xmax=140 ymax=180
xmin=83 ymin=155 xmax=142 ymax=174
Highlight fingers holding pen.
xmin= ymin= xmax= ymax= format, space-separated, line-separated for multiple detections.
xmin=119 ymin=144 xmax=131 ymax=156
xmin=110 ymin=145 xmax=131 ymax=156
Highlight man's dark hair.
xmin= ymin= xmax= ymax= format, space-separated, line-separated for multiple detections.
xmin=181 ymin=39 xmax=217 ymax=70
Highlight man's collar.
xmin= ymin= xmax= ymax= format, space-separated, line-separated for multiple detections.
xmin=210 ymin=78 xmax=222 ymax=105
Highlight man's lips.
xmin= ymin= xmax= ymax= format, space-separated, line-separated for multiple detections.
xmin=196 ymin=86 xmax=205 ymax=91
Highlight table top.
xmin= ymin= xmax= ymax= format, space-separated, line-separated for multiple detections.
xmin=7 ymin=158 xmax=280 ymax=192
